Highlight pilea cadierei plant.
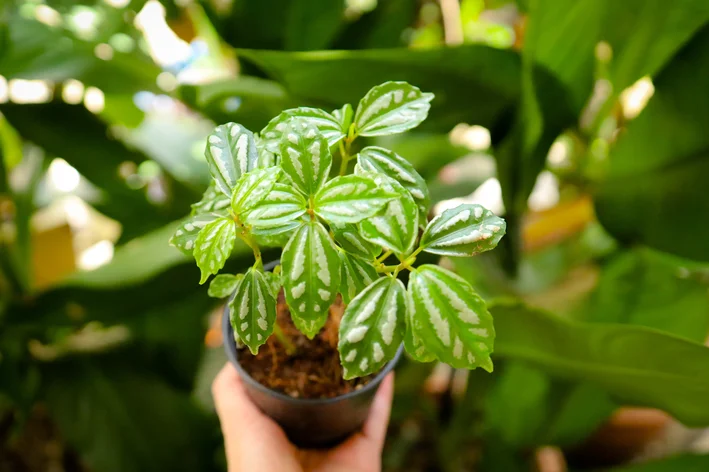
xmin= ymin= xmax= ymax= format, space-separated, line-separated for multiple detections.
xmin=170 ymin=81 xmax=506 ymax=379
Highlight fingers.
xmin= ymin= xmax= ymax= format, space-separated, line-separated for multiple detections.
xmin=212 ymin=363 xmax=261 ymax=436
xmin=362 ymin=373 xmax=394 ymax=447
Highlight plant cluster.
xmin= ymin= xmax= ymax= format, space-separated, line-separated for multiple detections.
xmin=171 ymin=81 xmax=506 ymax=379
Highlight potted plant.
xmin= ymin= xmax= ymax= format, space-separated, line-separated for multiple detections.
xmin=170 ymin=81 xmax=506 ymax=447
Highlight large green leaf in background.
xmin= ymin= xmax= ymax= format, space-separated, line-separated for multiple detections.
xmin=608 ymin=454 xmax=709 ymax=472
xmin=595 ymin=26 xmax=709 ymax=262
xmin=236 ymin=46 xmax=521 ymax=133
xmin=492 ymin=300 xmax=709 ymax=426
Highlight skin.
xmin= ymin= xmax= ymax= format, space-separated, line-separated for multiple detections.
xmin=212 ymin=363 xmax=394 ymax=472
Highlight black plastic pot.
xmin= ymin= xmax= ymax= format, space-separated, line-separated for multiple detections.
xmin=222 ymin=304 xmax=404 ymax=449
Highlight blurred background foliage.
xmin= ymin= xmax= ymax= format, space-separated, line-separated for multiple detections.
xmin=2 ymin=0 xmax=709 ymax=471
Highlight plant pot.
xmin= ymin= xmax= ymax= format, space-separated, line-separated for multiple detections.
xmin=222 ymin=302 xmax=404 ymax=449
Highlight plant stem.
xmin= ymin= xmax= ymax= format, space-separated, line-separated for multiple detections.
xmin=273 ymin=323 xmax=297 ymax=355
xmin=338 ymin=140 xmax=350 ymax=176
xmin=376 ymin=250 xmax=393 ymax=264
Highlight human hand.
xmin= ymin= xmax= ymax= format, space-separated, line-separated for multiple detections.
xmin=212 ymin=363 xmax=394 ymax=472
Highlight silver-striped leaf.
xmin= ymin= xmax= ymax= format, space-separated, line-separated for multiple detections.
xmin=356 ymin=172 xmax=419 ymax=256
xmin=353 ymin=82 xmax=434 ymax=137
xmin=169 ymin=213 xmax=220 ymax=256
xmin=255 ymin=135 xmax=277 ymax=167
xmin=229 ymin=268 xmax=277 ymax=354
xmin=261 ymin=107 xmax=346 ymax=153
xmin=338 ymin=276 xmax=406 ymax=379
xmin=314 ymin=175 xmax=396 ymax=224
xmin=279 ymin=119 xmax=333 ymax=196
xmin=252 ymin=219 xmax=303 ymax=248
xmin=403 ymin=291 xmax=436 ymax=362
xmin=263 ymin=270 xmax=282 ymax=298
xmin=339 ymin=251 xmax=378 ymax=304
xmin=194 ymin=217 xmax=237 ymax=284
xmin=190 ymin=182 xmax=230 ymax=216
xmin=420 ymin=204 xmax=506 ymax=257
xmin=205 ymin=123 xmax=259 ymax=196
xmin=331 ymin=222 xmax=382 ymax=259
xmin=230 ymin=166 xmax=281 ymax=214
xmin=208 ymin=273 xmax=243 ymax=298
xmin=408 ymin=265 xmax=494 ymax=371
xmin=332 ymin=103 xmax=353 ymax=133
xmin=243 ymin=182 xmax=307 ymax=229
xmin=357 ymin=146 xmax=430 ymax=217
xmin=281 ymin=220 xmax=341 ymax=338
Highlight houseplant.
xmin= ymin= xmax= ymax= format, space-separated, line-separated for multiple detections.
xmin=170 ymin=81 xmax=506 ymax=446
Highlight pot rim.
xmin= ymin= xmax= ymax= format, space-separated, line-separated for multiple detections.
xmin=221 ymin=266 xmax=404 ymax=405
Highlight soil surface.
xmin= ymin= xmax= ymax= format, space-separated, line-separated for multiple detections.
xmin=238 ymin=293 xmax=375 ymax=399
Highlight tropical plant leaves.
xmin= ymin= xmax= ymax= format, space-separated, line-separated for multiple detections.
xmin=357 ymin=146 xmax=430 ymax=216
xmin=230 ymin=166 xmax=282 ymax=214
xmin=261 ymin=107 xmax=346 ymax=153
xmin=169 ymin=214 xmax=220 ymax=256
xmin=339 ymin=251 xmax=378 ymax=304
xmin=408 ymin=265 xmax=495 ymax=371
xmin=229 ymin=268 xmax=277 ymax=354
xmin=353 ymin=81 xmax=434 ymax=137
xmin=281 ymin=220 xmax=341 ymax=338
xmin=243 ymin=182 xmax=307 ymax=229
xmin=190 ymin=182 xmax=230 ymax=216
xmin=208 ymin=274 xmax=243 ymax=298
xmin=204 ymin=123 xmax=259 ymax=196
xmin=403 ymin=292 xmax=437 ymax=363
xmin=332 ymin=103 xmax=353 ymax=132
xmin=252 ymin=220 xmax=303 ymax=248
xmin=420 ymin=204 xmax=506 ymax=257
xmin=331 ymin=222 xmax=382 ymax=258
xmin=357 ymin=172 xmax=418 ymax=256
xmin=279 ymin=119 xmax=333 ymax=196
xmin=193 ymin=218 xmax=237 ymax=284
xmin=314 ymin=175 xmax=396 ymax=224
xmin=338 ymin=276 xmax=406 ymax=379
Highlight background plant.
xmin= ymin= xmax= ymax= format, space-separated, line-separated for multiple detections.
xmin=2 ymin=0 xmax=709 ymax=471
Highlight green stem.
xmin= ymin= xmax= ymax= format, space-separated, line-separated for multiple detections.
xmin=376 ymin=250 xmax=393 ymax=264
xmin=273 ymin=323 xmax=297 ymax=355
xmin=338 ymin=140 xmax=350 ymax=176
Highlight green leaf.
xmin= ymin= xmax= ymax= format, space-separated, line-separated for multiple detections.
xmin=204 ymin=122 xmax=259 ymax=196
xmin=595 ymin=27 xmax=709 ymax=261
xmin=607 ymin=454 xmax=709 ymax=472
xmin=262 ymin=107 xmax=346 ymax=153
xmin=339 ymin=251 xmax=378 ymax=305
xmin=278 ymin=119 xmax=333 ymax=196
xmin=331 ymin=222 xmax=382 ymax=258
xmin=357 ymin=146 xmax=430 ymax=216
xmin=281 ymin=220 xmax=341 ymax=337
xmin=263 ymin=270 xmax=282 ymax=298
xmin=338 ymin=276 xmax=406 ymax=379
xmin=314 ymin=175 xmax=396 ymax=224
xmin=169 ymin=214 xmax=220 ymax=256
xmin=408 ymin=265 xmax=495 ymax=371
xmin=243 ymin=182 xmax=307 ymax=229
xmin=357 ymin=173 xmax=418 ymax=256
xmin=208 ymin=274 xmax=243 ymax=298
xmin=190 ymin=182 xmax=230 ymax=216
xmin=332 ymin=103 xmax=353 ymax=132
xmin=403 ymin=292 xmax=437 ymax=363
xmin=492 ymin=300 xmax=709 ymax=426
xmin=285 ymin=0 xmax=344 ymax=51
xmin=194 ymin=218 xmax=237 ymax=284
xmin=229 ymin=268 xmax=277 ymax=354
xmin=252 ymin=220 xmax=303 ymax=248
xmin=420 ymin=204 xmax=506 ymax=257
xmin=230 ymin=166 xmax=282 ymax=214
xmin=354 ymin=81 xmax=434 ymax=137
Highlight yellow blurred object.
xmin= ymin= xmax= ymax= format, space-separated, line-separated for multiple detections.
xmin=523 ymin=196 xmax=595 ymax=252
xmin=31 ymin=223 xmax=75 ymax=290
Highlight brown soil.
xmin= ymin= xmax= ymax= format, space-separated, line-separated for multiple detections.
xmin=238 ymin=293 xmax=375 ymax=399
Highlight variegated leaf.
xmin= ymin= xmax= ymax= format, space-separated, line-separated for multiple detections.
xmin=263 ymin=270 xmax=282 ymax=298
xmin=338 ymin=277 xmax=406 ymax=379
xmin=408 ymin=265 xmax=494 ymax=371
xmin=281 ymin=220 xmax=341 ymax=338
xmin=331 ymin=222 xmax=382 ymax=259
xmin=403 ymin=292 xmax=436 ymax=362
xmin=252 ymin=219 xmax=302 ymax=248
xmin=255 ymin=136 xmax=277 ymax=167
xmin=243 ymin=182 xmax=306 ymax=229
xmin=208 ymin=273 xmax=243 ymax=298
xmin=353 ymin=82 xmax=434 ymax=137
xmin=420 ymin=204 xmax=506 ymax=257
xmin=231 ymin=166 xmax=281 ymax=214
xmin=279 ymin=119 xmax=333 ymax=196
xmin=314 ymin=175 xmax=396 ymax=224
xmin=190 ymin=182 xmax=230 ymax=216
xmin=356 ymin=172 xmax=419 ymax=256
xmin=357 ymin=146 xmax=430 ymax=216
xmin=261 ymin=107 xmax=346 ymax=153
xmin=229 ymin=268 xmax=277 ymax=354
xmin=332 ymin=103 xmax=353 ymax=133
xmin=194 ymin=217 xmax=237 ymax=284
xmin=169 ymin=213 xmax=220 ymax=256
xmin=205 ymin=123 xmax=259 ymax=196
xmin=339 ymin=251 xmax=378 ymax=304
